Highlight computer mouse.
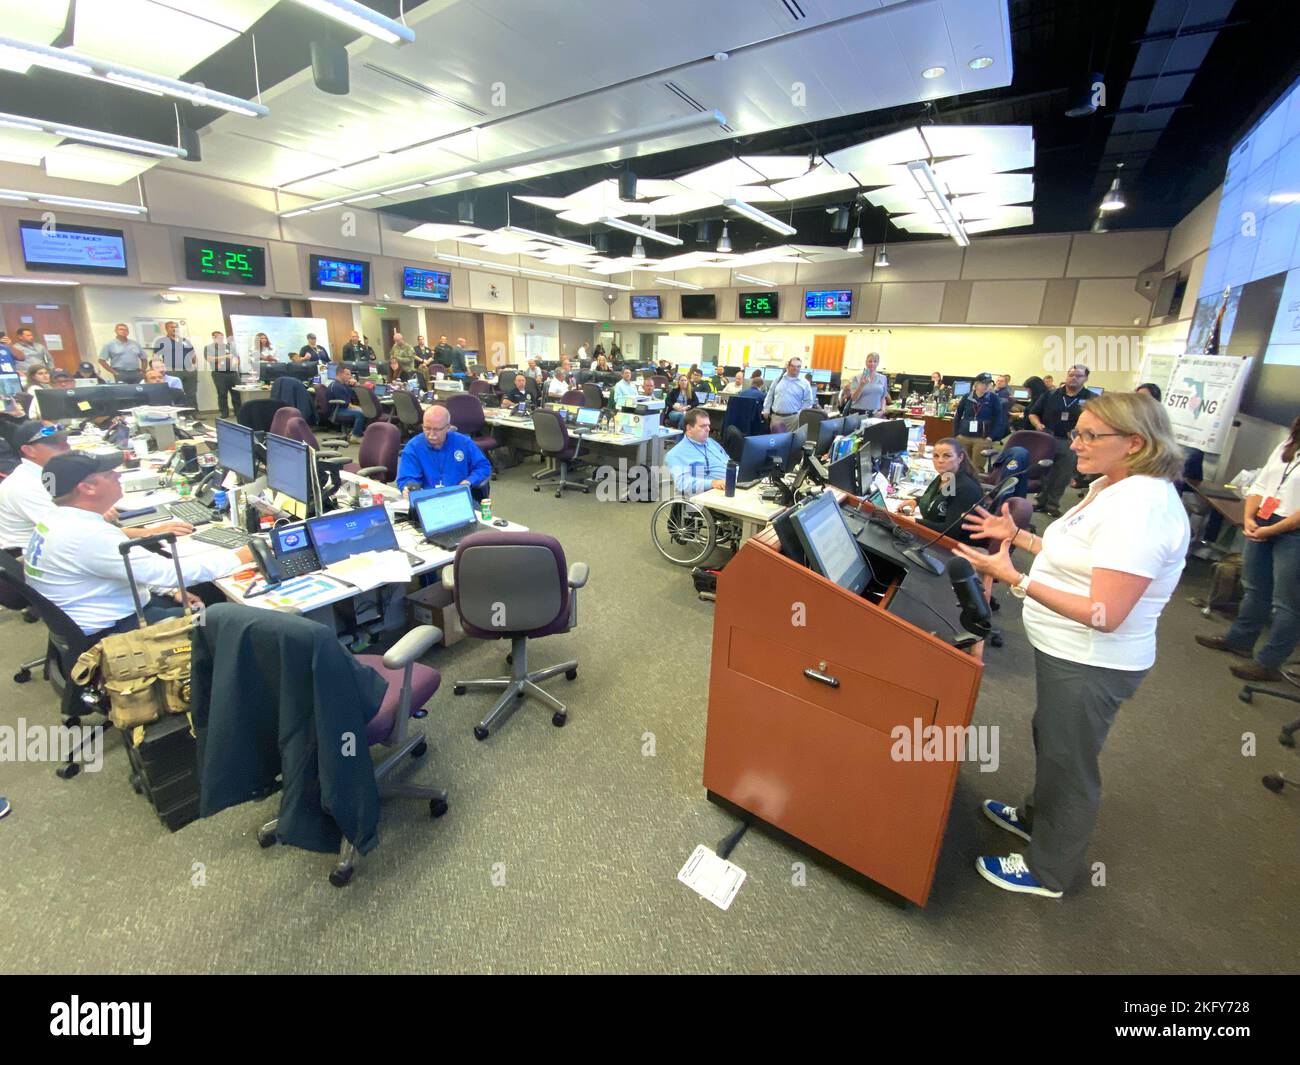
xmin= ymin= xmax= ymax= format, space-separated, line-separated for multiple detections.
xmin=492 ymin=518 xmax=508 ymax=527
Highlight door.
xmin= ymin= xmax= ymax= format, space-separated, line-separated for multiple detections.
xmin=381 ymin=317 xmax=401 ymax=354
xmin=2 ymin=302 xmax=83 ymax=374
xmin=811 ymin=334 xmax=846 ymax=374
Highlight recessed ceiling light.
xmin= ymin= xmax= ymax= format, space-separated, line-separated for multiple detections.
xmin=921 ymin=66 xmax=946 ymax=79
xmin=968 ymin=57 xmax=994 ymax=70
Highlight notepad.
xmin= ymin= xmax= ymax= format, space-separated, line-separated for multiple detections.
xmin=677 ymin=844 xmax=746 ymax=910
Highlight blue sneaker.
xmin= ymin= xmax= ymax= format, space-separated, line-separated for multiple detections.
xmin=976 ymin=854 xmax=1062 ymax=897
xmin=982 ymin=800 xmax=1030 ymax=842
xmin=0 ymin=797 xmax=9 ymax=820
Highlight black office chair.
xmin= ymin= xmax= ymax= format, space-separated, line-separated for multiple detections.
xmin=354 ymin=386 xmax=390 ymax=425
xmin=0 ymin=552 xmax=108 ymax=778
xmin=237 ymin=398 xmax=285 ymax=433
xmin=580 ymin=382 xmax=605 ymax=409
xmin=391 ymin=389 xmax=424 ymax=438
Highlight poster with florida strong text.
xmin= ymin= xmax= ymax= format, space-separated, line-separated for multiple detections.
xmin=1163 ymin=354 xmax=1251 ymax=453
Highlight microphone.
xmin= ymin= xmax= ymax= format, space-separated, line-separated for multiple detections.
xmin=913 ymin=474 xmax=1020 ymax=551
xmin=947 ymin=556 xmax=992 ymax=637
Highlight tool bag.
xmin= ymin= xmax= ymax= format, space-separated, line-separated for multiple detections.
xmin=1207 ymin=551 xmax=1244 ymax=614
xmin=70 ymin=532 xmax=197 ymax=730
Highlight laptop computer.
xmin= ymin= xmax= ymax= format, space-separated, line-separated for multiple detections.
xmin=307 ymin=504 xmax=425 ymax=568
xmin=411 ymin=485 xmax=482 ymax=551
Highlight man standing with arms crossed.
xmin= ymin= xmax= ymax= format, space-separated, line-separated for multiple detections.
xmin=1028 ymin=363 xmax=1096 ymax=517
xmin=152 ymin=321 xmax=198 ymax=410
xmin=98 ymin=323 xmax=144 ymax=383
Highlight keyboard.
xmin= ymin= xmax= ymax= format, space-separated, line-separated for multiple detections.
xmin=191 ymin=526 xmax=254 ymax=549
xmin=169 ymin=500 xmax=216 ymax=525
xmin=427 ymin=522 xmax=482 ymax=551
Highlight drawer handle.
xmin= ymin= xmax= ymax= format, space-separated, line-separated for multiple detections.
xmin=803 ymin=668 xmax=840 ymax=688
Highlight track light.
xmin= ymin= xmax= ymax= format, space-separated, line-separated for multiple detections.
xmin=874 ymin=246 xmax=890 ymax=268
xmin=1100 ymin=164 xmax=1126 ymax=212
xmin=619 ymin=170 xmax=638 ymax=201
xmin=846 ymin=226 xmax=864 ymax=253
xmin=716 ymin=224 xmax=732 ymax=253
xmin=632 ymin=236 xmax=646 ymax=259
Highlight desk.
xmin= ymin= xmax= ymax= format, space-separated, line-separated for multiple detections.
xmin=484 ymin=411 xmax=681 ymax=470
xmin=1187 ymin=480 xmax=1246 ymax=528
xmin=692 ymin=485 xmax=785 ymax=544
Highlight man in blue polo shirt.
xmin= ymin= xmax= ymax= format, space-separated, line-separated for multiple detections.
xmin=397 ymin=403 xmax=491 ymax=500
xmin=326 ymin=366 xmax=368 ymax=442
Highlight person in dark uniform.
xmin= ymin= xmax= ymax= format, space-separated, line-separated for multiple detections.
xmin=1027 ymin=363 xmax=1096 ymax=516
xmin=895 ymin=438 xmax=984 ymax=542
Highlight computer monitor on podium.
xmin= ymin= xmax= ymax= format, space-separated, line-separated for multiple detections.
xmin=787 ymin=490 xmax=870 ymax=595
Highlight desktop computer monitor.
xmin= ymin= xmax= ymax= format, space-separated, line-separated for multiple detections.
xmin=810 ymin=368 xmax=832 ymax=386
xmin=859 ymin=418 xmax=909 ymax=455
xmin=1010 ymin=386 xmax=1031 ymax=402
xmin=265 ymin=432 xmax=312 ymax=505
xmin=307 ymin=505 xmax=399 ymax=565
xmin=787 ymin=490 xmax=870 ymax=596
xmin=953 ymin=379 xmax=972 ymax=398
xmin=700 ymin=361 xmax=715 ymax=375
xmin=215 ymin=418 xmax=256 ymax=481
xmin=738 ymin=431 xmax=799 ymax=482
xmin=815 ymin=416 xmax=846 ymax=455
xmin=761 ymin=365 xmax=783 ymax=384
xmin=841 ymin=413 xmax=863 ymax=434
xmin=910 ymin=378 xmax=933 ymax=396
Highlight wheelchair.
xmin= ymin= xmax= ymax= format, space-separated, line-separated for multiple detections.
xmin=650 ymin=494 xmax=744 ymax=567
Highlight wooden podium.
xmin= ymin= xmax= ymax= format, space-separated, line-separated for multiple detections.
xmin=702 ymin=502 xmax=983 ymax=906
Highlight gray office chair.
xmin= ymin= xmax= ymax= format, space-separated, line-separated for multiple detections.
xmin=532 ymin=408 xmax=594 ymax=497
xmin=445 ymin=532 xmax=588 ymax=740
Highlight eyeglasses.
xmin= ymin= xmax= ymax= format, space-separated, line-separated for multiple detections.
xmin=1068 ymin=429 xmax=1126 ymax=444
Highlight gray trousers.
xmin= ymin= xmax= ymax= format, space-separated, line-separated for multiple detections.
xmin=1021 ymin=649 xmax=1147 ymax=892
xmin=1037 ymin=435 xmax=1077 ymax=508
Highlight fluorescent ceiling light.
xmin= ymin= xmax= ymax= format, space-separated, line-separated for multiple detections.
xmin=0 ymin=276 xmax=78 ymax=285
xmin=734 ymin=273 xmax=775 ymax=286
xmin=723 ymin=199 xmax=797 ymax=236
xmin=654 ymin=277 xmax=702 ymax=290
xmin=381 ymin=183 xmax=426 ymax=195
xmin=599 ymin=216 xmax=684 ymax=246
xmin=0 ymin=112 xmax=187 ymax=159
xmin=287 ymin=0 xmax=416 ymax=45
xmin=170 ymin=286 xmax=245 ymax=295
xmin=426 ymin=171 xmax=476 ymax=185
xmin=904 ymin=160 xmax=969 ymax=247
xmin=279 ymin=110 xmax=726 ymax=216
xmin=343 ymin=194 xmax=381 ymax=203
xmin=0 ymin=36 xmax=267 ymax=117
xmin=501 ymin=225 xmax=596 ymax=252
xmin=37 ymin=194 xmax=146 ymax=215
xmin=310 ymin=296 xmax=364 ymax=304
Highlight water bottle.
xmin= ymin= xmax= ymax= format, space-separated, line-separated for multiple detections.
xmin=725 ymin=460 xmax=737 ymax=497
xmin=213 ymin=488 xmax=228 ymax=513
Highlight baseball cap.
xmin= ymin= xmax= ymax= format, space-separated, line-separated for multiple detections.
xmin=13 ymin=420 xmax=69 ymax=449
xmin=41 ymin=451 xmax=122 ymax=497
xmin=973 ymin=373 xmax=994 ymax=384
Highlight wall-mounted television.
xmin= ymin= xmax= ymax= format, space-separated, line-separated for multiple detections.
xmin=184 ymin=236 xmax=266 ymax=287
xmin=631 ymin=295 xmax=662 ymax=319
xmin=403 ymin=267 xmax=451 ymax=302
xmin=309 ymin=254 xmax=370 ymax=294
xmin=680 ymin=293 xmax=716 ymax=319
xmin=739 ymin=291 xmax=779 ymax=318
xmin=804 ymin=289 xmax=853 ymax=319
xmin=19 ymin=220 xmax=128 ymax=276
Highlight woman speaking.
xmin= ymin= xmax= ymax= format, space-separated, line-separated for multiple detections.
xmin=955 ymin=393 xmax=1189 ymax=899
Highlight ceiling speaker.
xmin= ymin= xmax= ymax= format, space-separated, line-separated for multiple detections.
xmin=619 ymin=170 xmax=637 ymax=201
xmin=310 ymin=39 xmax=350 ymax=96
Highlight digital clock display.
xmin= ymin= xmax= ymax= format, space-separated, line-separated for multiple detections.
xmin=739 ymin=291 xmax=779 ymax=318
xmin=184 ymin=237 xmax=266 ymax=286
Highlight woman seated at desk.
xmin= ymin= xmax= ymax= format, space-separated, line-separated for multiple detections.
xmin=895 ymin=437 xmax=983 ymax=542
xmin=665 ymin=373 xmax=702 ymax=429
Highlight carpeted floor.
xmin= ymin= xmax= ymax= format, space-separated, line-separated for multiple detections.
xmin=1 ymin=446 xmax=1297 ymax=974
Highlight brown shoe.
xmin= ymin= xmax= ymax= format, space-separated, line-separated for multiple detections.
xmin=1195 ymin=635 xmax=1253 ymax=659
xmin=1231 ymin=662 xmax=1286 ymax=682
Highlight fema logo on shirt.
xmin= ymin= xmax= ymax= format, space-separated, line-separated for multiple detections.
xmin=454 ymin=450 xmax=465 ymax=462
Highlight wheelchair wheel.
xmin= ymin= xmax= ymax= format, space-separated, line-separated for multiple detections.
xmin=651 ymin=497 xmax=716 ymax=567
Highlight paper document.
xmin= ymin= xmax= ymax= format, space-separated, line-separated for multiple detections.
xmin=244 ymin=573 xmax=348 ymax=612
xmin=677 ymin=844 xmax=746 ymax=911
xmin=324 ymin=549 xmax=413 ymax=592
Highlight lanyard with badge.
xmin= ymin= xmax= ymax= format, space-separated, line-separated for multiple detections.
xmin=1258 ymin=455 xmax=1300 ymax=520
xmin=1059 ymin=391 xmax=1083 ymax=424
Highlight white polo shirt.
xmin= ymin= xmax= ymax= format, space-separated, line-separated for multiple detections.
xmin=0 ymin=459 xmax=57 ymax=550
xmin=1022 ymin=474 xmax=1190 ymax=671
xmin=24 ymin=508 xmax=242 ymax=634
xmin=1249 ymin=441 xmax=1300 ymax=518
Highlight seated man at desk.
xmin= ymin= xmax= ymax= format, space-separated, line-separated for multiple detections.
xmin=326 ymin=366 xmax=368 ymax=442
xmin=665 ymin=409 xmax=730 ymax=495
xmin=397 ymin=404 xmax=492 ymax=501
xmin=613 ymin=368 xmax=639 ymax=408
xmin=894 ymin=438 xmax=984 ymax=543
xmin=502 ymin=373 xmax=529 ymax=405
xmin=143 ymin=365 xmax=185 ymax=395
xmin=23 ymin=452 xmax=253 ymax=637
xmin=722 ymin=370 xmax=746 ymax=395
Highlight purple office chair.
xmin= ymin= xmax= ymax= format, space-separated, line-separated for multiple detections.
xmin=531 ymin=408 xmax=593 ymax=497
xmin=444 ymin=393 xmax=501 ymax=478
xmin=342 ymin=420 xmax=401 ymax=482
xmin=982 ymin=431 xmax=1055 ymax=495
xmin=984 ymin=495 xmax=1036 ymax=649
xmin=468 ymin=379 xmax=493 ymax=397
xmin=277 ymin=412 xmax=346 ymax=453
xmin=445 ymin=532 xmax=589 ymax=740
xmin=560 ymin=389 xmax=586 ymax=407
xmin=313 ymin=379 xmax=348 ymax=440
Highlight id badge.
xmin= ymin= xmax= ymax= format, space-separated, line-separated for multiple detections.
xmin=1060 ymin=411 xmax=1069 ymax=422
xmin=1258 ymin=496 xmax=1280 ymax=520
xmin=969 ymin=420 xmax=980 ymax=434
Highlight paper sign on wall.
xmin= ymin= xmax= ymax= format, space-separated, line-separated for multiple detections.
xmin=1164 ymin=354 xmax=1250 ymax=453
xmin=43 ymin=334 xmax=63 ymax=351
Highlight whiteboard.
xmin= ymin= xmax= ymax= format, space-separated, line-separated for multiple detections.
xmin=658 ymin=334 xmax=703 ymax=364
xmin=230 ymin=314 xmax=330 ymax=363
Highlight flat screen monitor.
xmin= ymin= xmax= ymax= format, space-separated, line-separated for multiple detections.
xmin=307 ymin=505 xmax=398 ymax=564
xmin=183 ymin=236 xmax=266 ymax=287
xmin=19 ymin=219 xmax=128 ymax=276
xmin=815 ymin=416 xmax=846 ymax=454
xmin=1010 ymin=386 xmax=1031 ymax=401
xmin=761 ymin=365 xmax=783 ymax=383
xmin=215 ymin=418 xmax=256 ymax=480
xmin=265 ymin=432 xmax=311 ymax=504
xmin=953 ymin=379 xmax=972 ymax=397
xmin=403 ymin=266 xmax=451 ymax=301
xmin=680 ymin=293 xmax=716 ymax=319
xmin=700 ymin=361 xmax=715 ymax=375
xmin=788 ymin=490 xmax=869 ymax=595
xmin=631 ymin=295 xmax=661 ymax=319
xmin=738 ymin=431 xmax=798 ymax=482
xmin=859 ymin=418 xmax=909 ymax=455
xmin=412 ymin=485 xmax=476 ymax=535
xmin=738 ymin=291 xmax=779 ymax=318
xmin=810 ymin=368 xmax=832 ymax=385
xmin=804 ymin=289 xmax=852 ymax=319
xmin=309 ymin=254 xmax=370 ymax=294
xmin=575 ymin=406 xmax=600 ymax=428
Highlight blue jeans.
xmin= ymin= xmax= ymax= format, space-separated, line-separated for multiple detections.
xmin=335 ymin=409 xmax=366 ymax=438
xmin=1225 ymin=525 xmax=1300 ymax=669
xmin=667 ymin=410 xmax=685 ymax=429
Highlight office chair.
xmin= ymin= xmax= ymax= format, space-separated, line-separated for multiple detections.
xmin=722 ymin=425 xmax=746 ymax=463
xmin=237 ymin=398 xmax=286 ymax=433
xmin=982 ymin=431 xmax=1055 ymax=496
xmin=278 ymin=412 xmax=346 ymax=452
xmin=445 ymin=532 xmax=588 ymax=739
xmin=313 ymin=381 xmax=349 ymax=441
xmin=427 ymin=363 xmax=447 ymax=378
xmin=561 ymin=388 xmax=587 ymax=408
xmin=580 ymin=382 xmax=605 ymax=409
xmin=269 ymin=375 xmax=315 ymax=424
xmin=391 ymin=389 xmax=424 ymax=438
xmin=0 ymin=551 xmax=46 ymax=697
xmin=468 ymin=379 xmax=493 ymax=397
xmin=0 ymin=551 xmax=109 ymax=778
xmin=650 ymin=375 xmax=670 ymax=389
xmin=722 ymin=395 xmax=763 ymax=438
xmin=190 ymin=605 xmax=448 ymax=887
xmin=983 ymin=495 xmax=1035 ymax=649
xmin=342 ymin=420 xmax=401 ymax=483
xmin=524 ymin=378 xmax=542 ymax=406
xmin=443 ymin=393 xmax=501 ymax=479
xmin=353 ymin=385 xmax=390 ymax=426
xmin=532 ymin=408 xmax=593 ymax=497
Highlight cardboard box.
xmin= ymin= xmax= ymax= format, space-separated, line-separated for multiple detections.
xmin=405 ymin=583 xmax=465 ymax=647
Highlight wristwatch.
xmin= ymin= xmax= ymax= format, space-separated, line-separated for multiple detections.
xmin=1009 ymin=573 xmax=1031 ymax=599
